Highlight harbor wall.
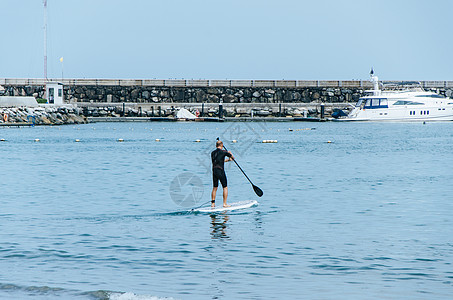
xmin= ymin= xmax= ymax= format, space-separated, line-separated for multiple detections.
xmin=1 ymin=79 xmax=452 ymax=120
xmin=1 ymin=79 xmax=453 ymax=104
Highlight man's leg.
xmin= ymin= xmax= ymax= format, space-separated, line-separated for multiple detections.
xmin=223 ymin=187 xmax=230 ymax=207
xmin=211 ymin=187 xmax=217 ymax=208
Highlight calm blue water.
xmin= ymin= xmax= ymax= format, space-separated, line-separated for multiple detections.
xmin=1 ymin=121 xmax=452 ymax=299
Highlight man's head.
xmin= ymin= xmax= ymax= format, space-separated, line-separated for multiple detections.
xmin=216 ymin=140 xmax=223 ymax=148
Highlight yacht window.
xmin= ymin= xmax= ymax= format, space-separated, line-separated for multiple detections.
xmin=416 ymin=94 xmax=444 ymax=98
xmin=427 ymin=111 xmax=429 ymax=115
xmin=393 ymin=100 xmax=424 ymax=105
xmin=356 ymin=99 xmax=363 ymax=107
xmin=364 ymin=98 xmax=389 ymax=109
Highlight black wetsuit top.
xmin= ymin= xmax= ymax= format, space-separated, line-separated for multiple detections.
xmin=211 ymin=148 xmax=232 ymax=170
xmin=211 ymin=148 xmax=232 ymax=188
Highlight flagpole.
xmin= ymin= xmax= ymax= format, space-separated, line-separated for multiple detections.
xmin=43 ymin=0 xmax=47 ymax=80
xmin=60 ymin=57 xmax=64 ymax=81
xmin=43 ymin=0 xmax=48 ymax=101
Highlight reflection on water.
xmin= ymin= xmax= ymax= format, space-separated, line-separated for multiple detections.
xmin=254 ymin=211 xmax=264 ymax=236
xmin=210 ymin=214 xmax=230 ymax=239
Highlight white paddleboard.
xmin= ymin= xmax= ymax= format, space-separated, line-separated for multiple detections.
xmin=193 ymin=200 xmax=258 ymax=213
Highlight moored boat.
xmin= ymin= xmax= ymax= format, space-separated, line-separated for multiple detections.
xmin=333 ymin=70 xmax=453 ymax=121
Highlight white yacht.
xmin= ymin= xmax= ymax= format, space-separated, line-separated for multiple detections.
xmin=333 ymin=71 xmax=453 ymax=121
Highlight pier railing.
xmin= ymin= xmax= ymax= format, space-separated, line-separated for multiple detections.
xmin=1 ymin=78 xmax=452 ymax=89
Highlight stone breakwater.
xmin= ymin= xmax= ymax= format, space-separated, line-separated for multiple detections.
xmin=1 ymin=79 xmax=452 ymax=123
xmin=2 ymin=79 xmax=452 ymax=104
xmin=0 ymin=106 xmax=87 ymax=125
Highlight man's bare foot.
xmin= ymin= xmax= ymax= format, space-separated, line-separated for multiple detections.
xmin=223 ymin=204 xmax=230 ymax=208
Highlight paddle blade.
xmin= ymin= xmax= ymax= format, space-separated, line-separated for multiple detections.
xmin=253 ymin=184 xmax=263 ymax=197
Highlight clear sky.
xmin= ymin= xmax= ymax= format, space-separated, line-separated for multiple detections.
xmin=1 ymin=0 xmax=452 ymax=80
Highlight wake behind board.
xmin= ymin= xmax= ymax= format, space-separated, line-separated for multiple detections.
xmin=193 ymin=200 xmax=258 ymax=213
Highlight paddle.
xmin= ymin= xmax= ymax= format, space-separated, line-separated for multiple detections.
xmin=217 ymin=137 xmax=263 ymax=197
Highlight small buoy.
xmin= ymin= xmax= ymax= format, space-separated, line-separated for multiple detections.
xmin=34 ymin=139 xmax=40 ymax=142
xmin=262 ymin=140 xmax=278 ymax=143
xmin=195 ymin=139 xmax=201 ymax=142
xmin=150 ymin=129 xmax=153 ymax=131
xmin=327 ymin=140 xmax=332 ymax=143
xmin=117 ymin=138 xmax=124 ymax=142
xmin=232 ymin=140 xmax=237 ymax=143
xmin=75 ymin=139 xmax=81 ymax=142
xmin=0 ymin=138 xmax=6 ymax=142
xmin=289 ymin=129 xmax=294 ymax=132
xmin=155 ymin=139 xmax=160 ymax=142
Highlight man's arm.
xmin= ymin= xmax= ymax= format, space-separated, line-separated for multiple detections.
xmin=225 ymin=151 xmax=234 ymax=162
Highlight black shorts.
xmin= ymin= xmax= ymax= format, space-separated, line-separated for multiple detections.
xmin=212 ymin=168 xmax=227 ymax=188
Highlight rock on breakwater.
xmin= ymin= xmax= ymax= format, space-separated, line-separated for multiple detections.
xmin=0 ymin=106 xmax=88 ymax=125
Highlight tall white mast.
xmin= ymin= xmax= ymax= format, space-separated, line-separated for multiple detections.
xmin=43 ymin=0 xmax=47 ymax=80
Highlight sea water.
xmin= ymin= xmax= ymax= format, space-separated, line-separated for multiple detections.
xmin=0 ymin=121 xmax=452 ymax=299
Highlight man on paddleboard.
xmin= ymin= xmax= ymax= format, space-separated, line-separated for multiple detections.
xmin=211 ymin=140 xmax=234 ymax=208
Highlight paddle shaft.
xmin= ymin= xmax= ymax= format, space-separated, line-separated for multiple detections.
xmin=222 ymin=144 xmax=255 ymax=187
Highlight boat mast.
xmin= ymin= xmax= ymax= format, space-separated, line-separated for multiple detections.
xmin=43 ymin=0 xmax=47 ymax=80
